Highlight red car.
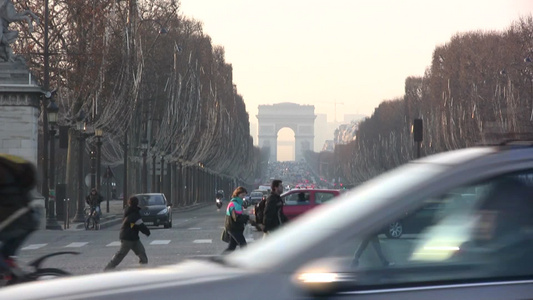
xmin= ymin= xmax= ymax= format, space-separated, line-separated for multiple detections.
xmin=280 ymin=188 xmax=341 ymax=220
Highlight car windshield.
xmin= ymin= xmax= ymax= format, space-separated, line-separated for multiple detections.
xmin=226 ymin=161 xmax=446 ymax=269
xmin=139 ymin=195 xmax=166 ymax=206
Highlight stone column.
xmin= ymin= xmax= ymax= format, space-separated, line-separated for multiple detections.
xmin=0 ymin=61 xmax=46 ymax=229
xmin=0 ymin=63 xmax=42 ymax=161
xmin=0 ymin=62 xmax=46 ymax=228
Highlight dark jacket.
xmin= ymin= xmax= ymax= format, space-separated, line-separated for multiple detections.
xmin=119 ymin=206 xmax=150 ymax=241
xmin=263 ymin=193 xmax=287 ymax=232
xmin=86 ymin=193 xmax=103 ymax=207
xmin=224 ymin=197 xmax=249 ymax=232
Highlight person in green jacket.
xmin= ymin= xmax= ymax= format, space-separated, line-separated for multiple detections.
xmin=223 ymin=186 xmax=249 ymax=253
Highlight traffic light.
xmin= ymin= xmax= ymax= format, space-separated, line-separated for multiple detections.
xmin=413 ymin=119 xmax=423 ymax=142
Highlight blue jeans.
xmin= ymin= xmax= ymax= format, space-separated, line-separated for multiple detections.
xmin=87 ymin=206 xmax=101 ymax=222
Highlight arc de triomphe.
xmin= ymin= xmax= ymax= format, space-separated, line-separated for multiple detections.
xmin=257 ymin=103 xmax=316 ymax=162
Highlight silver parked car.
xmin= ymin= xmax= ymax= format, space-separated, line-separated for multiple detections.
xmin=3 ymin=144 xmax=533 ymax=299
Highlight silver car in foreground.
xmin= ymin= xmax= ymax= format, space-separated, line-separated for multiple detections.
xmin=3 ymin=144 xmax=533 ymax=299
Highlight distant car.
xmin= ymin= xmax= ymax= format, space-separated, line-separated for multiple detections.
xmin=135 ymin=193 xmax=172 ymax=228
xmin=280 ymin=188 xmax=341 ymax=220
xmin=249 ymin=190 xmax=266 ymax=205
xmin=383 ymin=199 xmax=446 ymax=238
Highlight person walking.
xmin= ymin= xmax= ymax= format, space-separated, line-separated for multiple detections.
xmin=223 ymin=186 xmax=249 ymax=253
xmin=263 ymin=179 xmax=287 ymax=234
xmin=351 ymin=234 xmax=392 ymax=267
xmin=104 ymin=196 xmax=150 ymax=270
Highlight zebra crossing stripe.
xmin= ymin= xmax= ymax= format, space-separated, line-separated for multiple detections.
xmin=193 ymin=239 xmax=212 ymax=244
xmin=65 ymin=242 xmax=88 ymax=248
xmin=150 ymin=240 xmax=171 ymax=245
xmin=21 ymin=244 xmax=47 ymax=250
xmin=188 ymin=227 xmax=202 ymax=230
xmin=106 ymin=241 xmax=121 ymax=247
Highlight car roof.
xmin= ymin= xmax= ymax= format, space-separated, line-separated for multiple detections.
xmin=133 ymin=193 xmax=165 ymax=196
xmin=282 ymin=189 xmax=340 ymax=195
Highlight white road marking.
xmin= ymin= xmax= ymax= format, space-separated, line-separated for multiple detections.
xmin=188 ymin=227 xmax=202 ymax=230
xmin=21 ymin=244 xmax=47 ymax=250
xmin=193 ymin=239 xmax=212 ymax=244
xmin=65 ymin=242 xmax=88 ymax=248
xmin=106 ymin=241 xmax=121 ymax=247
xmin=150 ymin=240 xmax=171 ymax=245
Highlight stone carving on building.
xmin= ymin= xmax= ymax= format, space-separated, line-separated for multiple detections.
xmin=0 ymin=0 xmax=39 ymax=62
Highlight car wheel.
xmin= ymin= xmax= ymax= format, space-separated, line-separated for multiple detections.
xmin=164 ymin=216 xmax=172 ymax=228
xmin=386 ymin=221 xmax=403 ymax=238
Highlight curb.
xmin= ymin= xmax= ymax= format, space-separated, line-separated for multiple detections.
xmin=65 ymin=202 xmax=212 ymax=231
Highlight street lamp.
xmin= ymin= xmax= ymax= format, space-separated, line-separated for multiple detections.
xmin=46 ymin=101 xmax=61 ymax=230
xmin=95 ymin=128 xmax=103 ymax=192
xmin=72 ymin=110 xmax=87 ymax=222
xmin=151 ymin=144 xmax=157 ymax=192
xmin=141 ymin=139 xmax=148 ymax=192
xmin=90 ymin=146 xmax=96 ymax=189
xmin=159 ymin=152 xmax=165 ymax=193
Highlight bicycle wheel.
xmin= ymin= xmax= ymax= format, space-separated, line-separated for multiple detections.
xmin=28 ymin=268 xmax=70 ymax=281
xmin=6 ymin=268 xmax=70 ymax=285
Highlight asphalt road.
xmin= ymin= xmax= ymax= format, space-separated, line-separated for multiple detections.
xmin=13 ymin=205 xmax=262 ymax=276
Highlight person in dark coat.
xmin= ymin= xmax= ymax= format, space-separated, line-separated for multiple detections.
xmin=223 ymin=186 xmax=249 ymax=253
xmin=263 ymin=179 xmax=287 ymax=234
xmin=104 ymin=196 xmax=151 ymax=270
xmin=86 ymin=188 xmax=104 ymax=221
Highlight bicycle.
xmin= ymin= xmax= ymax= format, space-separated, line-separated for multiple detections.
xmin=84 ymin=206 xmax=101 ymax=230
xmin=0 ymin=248 xmax=79 ymax=286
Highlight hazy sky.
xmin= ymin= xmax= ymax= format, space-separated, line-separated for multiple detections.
xmin=180 ymin=0 xmax=532 ymax=157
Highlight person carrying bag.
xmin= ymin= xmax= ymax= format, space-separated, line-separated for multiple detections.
xmin=222 ymin=187 xmax=249 ymax=252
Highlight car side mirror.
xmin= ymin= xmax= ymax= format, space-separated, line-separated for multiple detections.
xmin=292 ymin=257 xmax=357 ymax=297
xmin=168 ymin=202 xmax=172 ymax=207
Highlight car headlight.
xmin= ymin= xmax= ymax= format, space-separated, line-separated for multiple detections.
xmin=157 ymin=208 xmax=168 ymax=215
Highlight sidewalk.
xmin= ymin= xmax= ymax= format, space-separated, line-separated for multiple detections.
xmin=63 ymin=200 xmax=211 ymax=230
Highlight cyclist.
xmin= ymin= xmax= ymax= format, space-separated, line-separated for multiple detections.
xmin=0 ymin=154 xmax=39 ymax=281
xmin=86 ymin=188 xmax=104 ymax=225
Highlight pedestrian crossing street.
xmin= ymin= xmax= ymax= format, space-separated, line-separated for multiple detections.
xmin=21 ymin=236 xmax=257 ymax=250
xmin=21 ymin=226 xmax=258 ymax=250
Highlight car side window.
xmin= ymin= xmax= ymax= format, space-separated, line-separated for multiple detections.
xmin=284 ymin=192 xmax=311 ymax=206
xmin=312 ymin=170 xmax=533 ymax=288
xmin=315 ymin=192 xmax=336 ymax=204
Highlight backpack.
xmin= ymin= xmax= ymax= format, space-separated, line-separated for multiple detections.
xmin=255 ymin=196 xmax=267 ymax=225
xmin=0 ymin=154 xmax=36 ymax=208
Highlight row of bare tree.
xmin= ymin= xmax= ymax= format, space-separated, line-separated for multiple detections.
xmin=320 ymin=16 xmax=533 ymax=185
xmin=13 ymin=0 xmax=261 ymax=198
